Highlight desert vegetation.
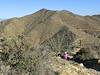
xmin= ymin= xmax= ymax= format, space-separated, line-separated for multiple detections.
xmin=0 ymin=9 xmax=100 ymax=75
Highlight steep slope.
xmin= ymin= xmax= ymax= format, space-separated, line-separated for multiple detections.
xmin=48 ymin=55 xmax=100 ymax=75
xmin=42 ymin=26 xmax=77 ymax=53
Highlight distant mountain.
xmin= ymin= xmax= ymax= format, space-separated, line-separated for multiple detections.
xmin=0 ymin=9 xmax=100 ymax=75
xmin=0 ymin=19 xmax=3 ymax=21
xmin=0 ymin=19 xmax=5 ymax=22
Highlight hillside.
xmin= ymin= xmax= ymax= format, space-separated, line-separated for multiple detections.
xmin=0 ymin=9 xmax=100 ymax=75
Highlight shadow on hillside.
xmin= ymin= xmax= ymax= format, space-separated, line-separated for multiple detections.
xmin=73 ymin=57 xmax=100 ymax=71
xmin=83 ymin=59 xmax=100 ymax=71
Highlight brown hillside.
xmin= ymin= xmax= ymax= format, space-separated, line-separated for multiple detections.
xmin=0 ymin=9 xmax=100 ymax=75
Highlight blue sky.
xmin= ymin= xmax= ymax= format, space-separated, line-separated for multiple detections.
xmin=0 ymin=0 xmax=100 ymax=19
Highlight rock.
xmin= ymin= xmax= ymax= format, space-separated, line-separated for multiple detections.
xmin=98 ymin=60 xmax=100 ymax=64
xmin=79 ymin=63 xmax=84 ymax=67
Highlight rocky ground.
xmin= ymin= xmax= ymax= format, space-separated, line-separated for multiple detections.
xmin=49 ymin=55 xmax=100 ymax=75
